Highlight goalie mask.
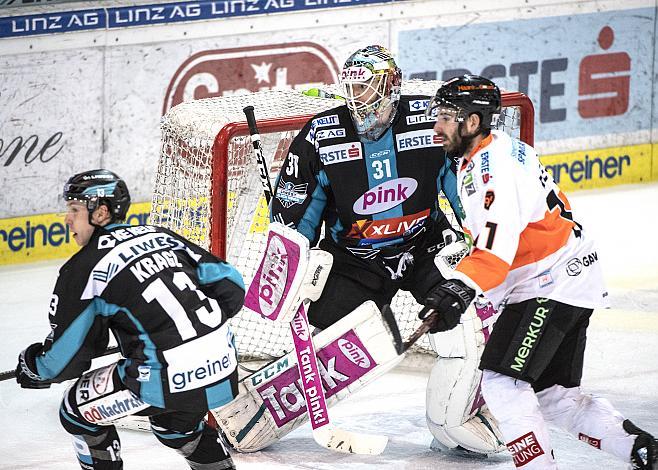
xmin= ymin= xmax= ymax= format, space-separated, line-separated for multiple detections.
xmin=426 ymin=74 xmax=502 ymax=133
xmin=63 ymin=169 xmax=131 ymax=224
xmin=341 ymin=45 xmax=401 ymax=141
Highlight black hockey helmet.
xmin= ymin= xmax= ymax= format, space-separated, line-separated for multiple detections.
xmin=427 ymin=74 xmax=502 ymax=132
xmin=63 ymin=169 xmax=131 ymax=223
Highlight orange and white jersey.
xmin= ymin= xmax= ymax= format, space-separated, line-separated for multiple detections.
xmin=450 ymin=130 xmax=609 ymax=311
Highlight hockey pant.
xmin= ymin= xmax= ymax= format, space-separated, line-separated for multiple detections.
xmin=426 ymin=298 xmax=505 ymax=454
xmin=479 ymin=298 xmax=635 ymax=468
xmin=482 ymin=371 xmax=635 ymax=468
xmin=59 ymin=363 xmax=235 ymax=470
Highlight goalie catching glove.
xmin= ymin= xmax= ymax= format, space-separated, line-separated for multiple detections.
xmin=422 ymin=279 xmax=476 ymax=333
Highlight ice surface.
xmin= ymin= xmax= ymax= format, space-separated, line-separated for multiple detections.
xmin=1 ymin=184 xmax=656 ymax=469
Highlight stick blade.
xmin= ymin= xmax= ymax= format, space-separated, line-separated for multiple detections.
xmin=313 ymin=426 xmax=388 ymax=455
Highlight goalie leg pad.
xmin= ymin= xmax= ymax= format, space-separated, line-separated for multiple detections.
xmin=426 ymin=303 xmax=504 ymax=454
xmin=212 ymin=300 xmax=403 ymax=452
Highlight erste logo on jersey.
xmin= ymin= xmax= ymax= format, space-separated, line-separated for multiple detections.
xmin=319 ymin=142 xmax=362 ymax=165
xmin=347 ymin=209 xmax=429 ymax=242
xmin=395 ymin=129 xmax=441 ymax=151
xmin=481 ymin=151 xmax=492 ymax=183
xmin=353 ymin=177 xmax=418 ymax=215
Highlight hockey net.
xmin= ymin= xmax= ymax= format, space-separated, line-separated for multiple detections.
xmin=150 ymin=80 xmax=535 ymax=361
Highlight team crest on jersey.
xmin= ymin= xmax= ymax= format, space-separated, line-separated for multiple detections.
xmin=319 ymin=142 xmax=362 ymax=165
xmin=409 ymin=99 xmax=430 ymax=111
xmin=276 ymin=180 xmax=308 ymax=208
xmin=463 ymin=173 xmax=477 ymax=196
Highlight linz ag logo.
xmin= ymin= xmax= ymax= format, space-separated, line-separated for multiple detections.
xmin=319 ymin=142 xmax=362 ymax=165
xmin=163 ymin=42 xmax=340 ymax=114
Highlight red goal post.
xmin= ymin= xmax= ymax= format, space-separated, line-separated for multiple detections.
xmin=151 ymin=82 xmax=535 ymax=361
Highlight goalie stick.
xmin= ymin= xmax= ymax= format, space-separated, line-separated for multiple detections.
xmin=381 ymin=304 xmax=439 ymax=355
xmin=241 ymin=105 xmax=388 ymax=455
xmin=243 ymin=105 xmax=274 ymax=205
xmin=0 ymin=345 xmax=121 ymax=382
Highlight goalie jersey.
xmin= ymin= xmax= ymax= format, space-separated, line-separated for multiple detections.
xmin=32 ymin=224 xmax=245 ymax=412
xmin=271 ymin=95 xmax=463 ymax=257
xmin=449 ymin=130 xmax=609 ymax=311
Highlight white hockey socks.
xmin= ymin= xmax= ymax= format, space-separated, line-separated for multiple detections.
xmin=536 ymin=384 xmax=635 ymax=462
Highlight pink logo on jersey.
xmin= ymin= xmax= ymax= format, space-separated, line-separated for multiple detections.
xmin=353 ymin=178 xmax=418 ymax=215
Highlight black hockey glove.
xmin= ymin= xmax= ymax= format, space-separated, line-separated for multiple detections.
xmin=15 ymin=343 xmax=51 ymax=389
xmin=421 ymin=279 xmax=476 ymax=333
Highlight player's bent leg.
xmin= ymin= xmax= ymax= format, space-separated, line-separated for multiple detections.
xmin=212 ymin=300 xmax=403 ymax=452
xmin=59 ymin=364 xmax=149 ymax=470
xmin=426 ymin=301 xmax=504 ymax=456
xmin=150 ymin=412 xmax=235 ymax=470
xmin=481 ymin=370 xmax=557 ymax=469
xmin=536 ymin=384 xmax=656 ymax=467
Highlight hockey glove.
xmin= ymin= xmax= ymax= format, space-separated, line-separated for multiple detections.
xmin=15 ymin=343 xmax=51 ymax=389
xmin=422 ymin=279 xmax=476 ymax=333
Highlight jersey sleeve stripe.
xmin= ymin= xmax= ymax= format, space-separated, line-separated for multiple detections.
xmin=510 ymin=209 xmax=574 ymax=270
xmin=455 ymin=248 xmax=510 ymax=292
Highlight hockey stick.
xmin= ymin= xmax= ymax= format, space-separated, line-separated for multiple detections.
xmin=381 ymin=304 xmax=439 ymax=355
xmin=0 ymin=346 xmax=121 ymax=382
xmin=242 ymin=106 xmax=388 ymax=455
xmin=243 ymin=105 xmax=274 ymax=205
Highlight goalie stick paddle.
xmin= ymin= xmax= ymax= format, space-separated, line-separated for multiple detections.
xmin=290 ymin=302 xmax=388 ymax=455
xmin=243 ymin=105 xmax=274 ymax=205
xmin=0 ymin=346 xmax=121 ymax=382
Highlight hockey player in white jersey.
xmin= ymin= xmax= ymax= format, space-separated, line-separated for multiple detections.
xmin=422 ymin=74 xmax=658 ymax=469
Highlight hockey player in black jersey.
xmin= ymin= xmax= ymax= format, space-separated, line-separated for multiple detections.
xmin=264 ymin=45 xmax=505 ymax=455
xmin=15 ymin=169 xmax=245 ymax=470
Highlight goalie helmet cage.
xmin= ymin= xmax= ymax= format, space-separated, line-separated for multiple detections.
xmin=151 ymin=80 xmax=535 ymax=361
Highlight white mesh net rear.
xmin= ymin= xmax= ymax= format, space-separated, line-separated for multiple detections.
xmin=151 ymin=80 xmax=532 ymax=361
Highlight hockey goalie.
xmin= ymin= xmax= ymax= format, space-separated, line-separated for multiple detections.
xmin=212 ymin=44 xmax=504 ymax=456
xmin=211 ymin=223 xmax=503 ymax=456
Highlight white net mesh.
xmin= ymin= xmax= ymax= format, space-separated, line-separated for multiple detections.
xmin=151 ymin=80 xmax=531 ymax=361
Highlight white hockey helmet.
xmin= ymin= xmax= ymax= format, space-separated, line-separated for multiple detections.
xmin=340 ymin=45 xmax=402 ymax=140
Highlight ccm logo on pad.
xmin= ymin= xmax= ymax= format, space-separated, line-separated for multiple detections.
xmin=353 ymin=178 xmax=417 ymax=215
